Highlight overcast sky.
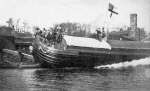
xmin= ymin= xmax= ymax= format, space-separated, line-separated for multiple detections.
xmin=0 ymin=0 xmax=150 ymax=32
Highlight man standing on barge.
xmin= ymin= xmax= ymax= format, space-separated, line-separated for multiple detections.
xmin=96 ymin=27 xmax=106 ymax=41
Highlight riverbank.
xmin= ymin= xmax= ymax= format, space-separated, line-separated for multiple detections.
xmin=0 ymin=26 xmax=37 ymax=68
xmin=0 ymin=51 xmax=39 ymax=68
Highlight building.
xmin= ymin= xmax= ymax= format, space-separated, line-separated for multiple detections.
xmin=130 ymin=13 xmax=137 ymax=30
xmin=108 ymin=13 xmax=146 ymax=41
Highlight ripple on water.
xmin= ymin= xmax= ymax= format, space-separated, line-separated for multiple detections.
xmin=0 ymin=63 xmax=150 ymax=91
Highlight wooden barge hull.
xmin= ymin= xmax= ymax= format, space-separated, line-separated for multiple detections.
xmin=32 ymin=47 xmax=108 ymax=68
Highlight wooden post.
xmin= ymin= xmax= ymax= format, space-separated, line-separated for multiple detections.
xmin=0 ymin=50 xmax=3 ymax=62
xmin=19 ymin=51 xmax=24 ymax=62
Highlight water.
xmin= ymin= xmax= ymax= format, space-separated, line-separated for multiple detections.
xmin=1 ymin=58 xmax=150 ymax=91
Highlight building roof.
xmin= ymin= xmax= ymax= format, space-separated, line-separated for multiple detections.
xmin=108 ymin=40 xmax=150 ymax=49
xmin=0 ymin=26 xmax=13 ymax=37
xmin=13 ymin=31 xmax=33 ymax=38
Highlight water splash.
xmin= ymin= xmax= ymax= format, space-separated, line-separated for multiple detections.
xmin=95 ymin=57 xmax=150 ymax=69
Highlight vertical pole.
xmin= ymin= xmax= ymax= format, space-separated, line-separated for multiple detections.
xmin=0 ymin=51 xmax=3 ymax=62
xmin=19 ymin=51 xmax=24 ymax=62
xmin=139 ymin=29 xmax=140 ymax=41
xmin=105 ymin=7 xmax=112 ymax=41
xmin=104 ymin=0 xmax=112 ymax=41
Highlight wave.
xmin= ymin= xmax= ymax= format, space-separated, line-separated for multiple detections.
xmin=95 ymin=57 xmax=150 ymax=69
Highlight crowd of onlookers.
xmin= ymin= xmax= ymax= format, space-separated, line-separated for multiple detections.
xmin=34 ymin=25 xmax=107 ymax=46
xmin=35 ymin=26 xmax=64 ymax=46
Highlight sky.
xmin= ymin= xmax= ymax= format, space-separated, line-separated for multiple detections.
xmin=0 ymin=0 xmax=150 ymax=32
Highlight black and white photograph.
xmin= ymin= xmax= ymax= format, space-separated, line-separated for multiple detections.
xmin=0 ymin=0 xmax=150 ymax=91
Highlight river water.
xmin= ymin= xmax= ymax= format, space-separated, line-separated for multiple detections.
xmin=1 ymin=58 xmax=150 ymax=91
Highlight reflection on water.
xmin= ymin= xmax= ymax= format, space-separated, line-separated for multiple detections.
xmin=1 ymin=57 xmax=150 ymax=91
xmin=0 ymin=66 xmax=150 ymax=91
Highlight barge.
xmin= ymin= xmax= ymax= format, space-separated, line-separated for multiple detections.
xmin=32 ymin=33 xmax=150 ymax=68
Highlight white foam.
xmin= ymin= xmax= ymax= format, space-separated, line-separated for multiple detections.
xmin=95 ymin=57 xmax=150 ymax=69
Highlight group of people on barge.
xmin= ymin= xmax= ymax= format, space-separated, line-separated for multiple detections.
xmin=35 ymin=25 xmax=107 ymax=47
xmin=35 ymin=25 xmax=64 ymax=46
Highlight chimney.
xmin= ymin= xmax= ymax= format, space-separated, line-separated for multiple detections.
xmin=130 ymin=13 xmax=137 ymax=30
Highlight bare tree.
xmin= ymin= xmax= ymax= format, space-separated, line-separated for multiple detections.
xmin=6 ymin=18 xmax=14 ymax=28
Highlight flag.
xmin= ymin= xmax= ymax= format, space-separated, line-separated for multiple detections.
xmin=108 ymin=3 xmax=118 ymax=18
xmin=108 ymin=3 xmax=114 ymax=11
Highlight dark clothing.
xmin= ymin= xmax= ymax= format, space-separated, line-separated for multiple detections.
xmin=96 ymin=29 xmax=101 ymax=34
xmin=46 ymin=32 xmax=52 ymax=41
xmin=102 ymin=31 xmax=106 ymax=38
xmin=19 ymin=51 xmax=24 ymax=62
xmin=96 ymin=29 xmax=102 ymax=40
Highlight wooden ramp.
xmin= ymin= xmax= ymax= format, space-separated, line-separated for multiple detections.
xmin=3 ymin=49 xmax=34 ymax=60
